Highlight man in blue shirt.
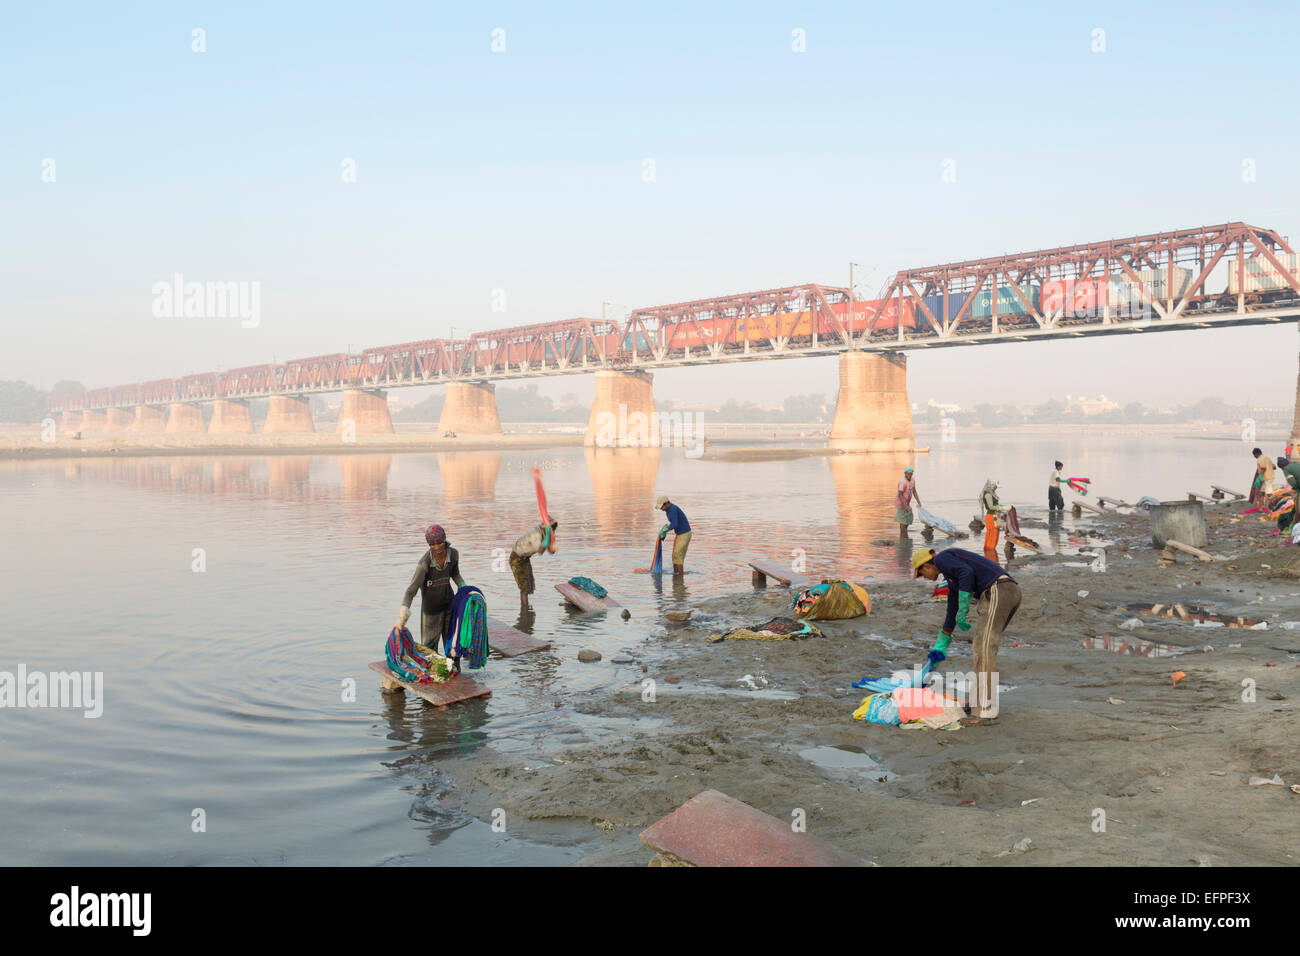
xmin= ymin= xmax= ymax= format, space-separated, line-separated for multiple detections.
xmin=656 ymin=495 xmax=692 ymax=575
xmin=913 ymin=547 xmax=1022 ymax=724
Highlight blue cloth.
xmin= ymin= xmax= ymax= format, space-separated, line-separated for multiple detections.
xmin=931 ymin=548 xmax=1013 ymax=633
xmin=664 ymin=503 xmax=691 ymax=534
xmin=569 ymin=576 xmax=608 ymax=599
xmin=443 ymin=585 xmax=490 ymax=668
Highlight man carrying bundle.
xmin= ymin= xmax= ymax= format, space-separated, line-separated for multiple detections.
xmin=912 ymin=546 xmax=1022 ymax=726
xmin=396 ymin=525 xmax=465 ymax=654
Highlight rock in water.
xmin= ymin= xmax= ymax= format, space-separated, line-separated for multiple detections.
xmin=577 ymin=650 xmax=602 ymax=663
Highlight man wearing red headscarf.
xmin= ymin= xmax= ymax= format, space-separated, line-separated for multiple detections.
xmin=396 ymin=524 xmax=465 ymax=653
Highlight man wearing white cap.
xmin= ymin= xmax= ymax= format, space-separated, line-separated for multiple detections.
xmin=656 ymin=495 xmax=692 ymax=575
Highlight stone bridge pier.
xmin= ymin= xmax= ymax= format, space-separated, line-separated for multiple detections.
xmin=264 ymin=396 xmax=315 ymax=434
xmin=338 ymin=389 xmax=394 ymax=435
xmin=439 ymin=381 xmax=502 ymax=434
xmin=828 ymin=351 xmax=915 ymax=453
xmin=585 ymin=370 xmax=661 ymax=448
xmin=129 ymin=405 xmax=168 ymax=432
xmin=208 ymin=399 xmax=254 ymax=434
xmin=166 ymin=403 xmax=206 ymax=434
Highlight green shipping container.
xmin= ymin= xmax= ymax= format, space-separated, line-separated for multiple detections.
xmin=970 ymin=283 xmax=1041 ymax=319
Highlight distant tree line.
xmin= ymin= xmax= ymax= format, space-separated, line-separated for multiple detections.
xmin=0 ymin=380 xmax=86 ymax=422
xmin=913 ymin=397 xmax=1288 ymax=427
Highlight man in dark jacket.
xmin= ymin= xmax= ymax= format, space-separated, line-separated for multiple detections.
xmin=913 ymin=547 xmax=1022 ymax=724
xmin=396 ymin=524 xmax=465 ymax=654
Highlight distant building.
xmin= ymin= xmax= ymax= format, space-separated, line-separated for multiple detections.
xmin=1064 ymin=393 xmax=1120 ymax=416
xmin=925 ymin=400 xmax=962 ymax=415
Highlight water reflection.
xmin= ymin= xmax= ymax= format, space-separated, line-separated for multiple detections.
xmin=437 ymin=451 xmax=500 ymax=500
xmin=583 ymin=447 xmax=661 ymax=538
xmin=828 ymin=452 xmax=915 ymax=576
xmin=340 ymin=454 xmax=391 ymax=499
xmin=268 ymin=457 xmax=312 ymax=500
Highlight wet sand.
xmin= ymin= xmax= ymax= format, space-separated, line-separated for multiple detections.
xmin=447 ymin=504 xmax=1300 ymax=866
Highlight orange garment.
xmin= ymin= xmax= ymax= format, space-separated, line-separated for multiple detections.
xmin=983 ymin=512 xmax=1000 ymax=551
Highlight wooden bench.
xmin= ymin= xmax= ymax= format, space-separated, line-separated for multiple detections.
xmin=368 ymin=661 xmax=491 ymax=708
xmin=747 ymin=558 xmax=811 ymax=589
xmin=555 ymin=581 xmax=621 ymax=612
xmin=1210 ymin=485 xmax=1245 ymax=500
xmin=1096 ymin=496 xmax=1130 ymax=509
xmin=487 ymin=618 xmax=551 ymax=657
xmin=1071 ymin=499 xmax=1108 ymax=516
xmin=640 ymin=789 xmax=868 ymax=867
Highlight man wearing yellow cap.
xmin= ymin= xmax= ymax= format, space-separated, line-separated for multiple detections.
xmin=656 ymin=495 xmax=691 ymax=575
xmin=912 ymin=546 xmax=1021 ymax=725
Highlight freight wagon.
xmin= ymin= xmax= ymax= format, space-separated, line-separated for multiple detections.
xmin=644 ymin=297 xmax=917 ymax=352
xmin=969 ymin=283 xmax=1041 ymax=319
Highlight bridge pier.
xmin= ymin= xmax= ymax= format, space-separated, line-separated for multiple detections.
xmin=129 ymin=405 xmax=168 ymax=432
xmin=263 ymin=396 xmax=315 ymax=434
xmin=58 ymin=411 xmax=83 ymax=432
xmin=439 ymin=381 xmax=502 ymax=434
xmin=208 ymin=399 xmax=254 ymax=435
xmin=105 ymin=408 xmax=134 ymax=430
xmin=79 ymin=409 xmax=107 ymax=431
xmin=338 ymin=388 xmax=394 ymax=435
xmin=585 ymin=370 xmax=661 ymax=447
xmin=166 ymin=403 xmax=206 ymax=434
xmin=828 ymin=351 xmax=915 ymax=452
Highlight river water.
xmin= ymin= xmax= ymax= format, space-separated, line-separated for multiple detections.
xmin=0 ymin=434 xmax=1263 ymax=864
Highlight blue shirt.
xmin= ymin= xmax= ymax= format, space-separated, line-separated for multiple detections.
xmin=664 ymin=503 xmax=691 ymax=534
xmin=931 ymin=548 xmax=1013 ymax=632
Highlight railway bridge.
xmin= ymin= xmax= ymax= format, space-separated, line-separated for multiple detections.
xmin=46 ymin=222 xmax=1300 ymax=451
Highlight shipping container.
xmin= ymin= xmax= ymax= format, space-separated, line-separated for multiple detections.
xmin=1227 ymin=254 xmax=1300 ymax=294
xmin=969 ymin=283 xmax=1041 ymax=319
xmin=1042 ymin=279 xmax=1108 ymax=318
xmin=1137 ymin=266 xmax=1192 ymax=302
xmin=914 ymin=292 xmax=971 ymax=326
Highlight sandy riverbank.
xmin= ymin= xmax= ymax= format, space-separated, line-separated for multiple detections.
xmin=447 ymin=504 xmax=1300 ymax=866
xmin=0 ymin=427 xmax=584 ymax=460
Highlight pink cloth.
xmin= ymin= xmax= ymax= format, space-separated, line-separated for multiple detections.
xmin=894 ymin=686 xmax=961 ymax=722
xmin=895 ymin=478 xmax=914 ymax=510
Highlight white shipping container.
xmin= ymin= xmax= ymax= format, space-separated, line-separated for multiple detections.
xmin=1227 ymin=254 xmax=1300 ymax=294
xmin=1137 ymin=266 xmax=1193 ymax=302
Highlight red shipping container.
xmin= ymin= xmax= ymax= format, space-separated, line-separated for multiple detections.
xmin=1043 ymin=278 xmax=1106 ymax=318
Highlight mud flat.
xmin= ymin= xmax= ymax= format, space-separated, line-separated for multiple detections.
xmin=448 ymin=505 xmax=1300 ymax=866
xmin=0 ymin=427 xmax=581 ymax=461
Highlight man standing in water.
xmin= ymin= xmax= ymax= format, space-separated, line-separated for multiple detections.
xmin=913 ymin=546 xmax=1021 ymax=726
xmin=1048 ymin=461 xmax=1065 ymax=513
xmin=396 ymin=524 xmax=465 ymax=654
xmin=895 ymin=466 xmax=921 ymax=538
xmin=510 ymin=519 xmax=558 ymax=609
xmin=656 ymin=495 xmax=691 ymax=575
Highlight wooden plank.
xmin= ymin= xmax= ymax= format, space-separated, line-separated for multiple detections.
xmin=1166 ymin=539 xmax=1215 ymax=562
xmin=368 ymin=661 xmax=490 ymax=707
xmin=487 ymin=618 xmax=551 ymax=657
xmin=639 ymin=789 xmax=868 ymax=867
xmin=1071 ymin=499 xmax=1108 ymax=516
xmin=555 ymin=581 xmax=621 ymax=611
xmin=1097 ymin=496 xmax=1130 ymax=508
xmin=747 ymin=558 xmax=811 ymax=589
xmin=1210 ymin=485 xmax=1245 ymax=499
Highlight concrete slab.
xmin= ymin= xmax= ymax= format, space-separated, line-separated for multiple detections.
xmin=747 ymin=558 xmax=811 ymax=589
xmin=639 ymin=789 xmax=868 ymax=867
xmin=487 ymin=618 xmax=551 ymax=657
xmin=555 ymin=581 xmax=621 ymax=612
xmin=368 ymin=661 xmax=490 ymax=707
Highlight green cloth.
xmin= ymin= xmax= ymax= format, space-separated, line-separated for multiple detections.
xmin=956 ymin=591 xmax=973 ymax=631
xmin=934 ymin=630 xmax=952 ymax=655
xmin=1284 ymin=462 xmax=1300 ymax=491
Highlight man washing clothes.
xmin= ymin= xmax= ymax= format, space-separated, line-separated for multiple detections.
xmin=913 ymin=546 xmax=1022 ymax=726
xmin=656 ymin=495 xmax=691 ymax=575
xmin=396 ymin=524 xmax=465 ymax=656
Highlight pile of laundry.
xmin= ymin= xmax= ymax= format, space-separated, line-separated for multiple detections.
xmin=444 ymin=585 xmax=490 ymax=669
xmin=792 ymin=580 xmax=871 ymax=619
xmin=1004 ymin=505 xmax=1041 ymax=552
xmin=385 ymin=625 xmax=457 ymax=684
xmin=568 ymin=576 xmax=608 ymax=598
xmin=708 ymin=617 xmax=821 ymax=643
xmin=852 ymin=684 xmax=965 ymax=731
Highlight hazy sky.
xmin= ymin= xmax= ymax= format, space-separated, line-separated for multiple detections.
xmin=4 ymin=2 xmax=1299 ymax=408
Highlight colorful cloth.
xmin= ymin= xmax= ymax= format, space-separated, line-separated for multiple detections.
xmin=385 ymin=625 xmax=452 ymax=684
xmin=709 ymin=617 xmax=821 ymax=643
xmin=793 ymin=580 xmax=871 ymax=620
xmin=444 ymin=585 xmax=490 ymax=670
xmin=568 ymin=576 xmax=607 ymax=599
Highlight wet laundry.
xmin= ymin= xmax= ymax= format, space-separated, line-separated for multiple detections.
xmin=709 ymin=617 xmax=822 ymax=643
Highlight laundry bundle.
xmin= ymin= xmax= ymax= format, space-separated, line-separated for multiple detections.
xmin=385 ymin=625 xmax=456 ymax=684
xmin=568 ymin=576 xmax=608 ymax=598
xmin=1067 ymin=476 xmax=1091 ymax=495
xmin=852 ymin=685 xmax=965 ymax=730
xmin=708 ymin=617 xmax=821 ymax=643
xmin=444 ymin=585 xmax=490 ymax=670
xmin=792 ymin=580 xmax=871 ymax=620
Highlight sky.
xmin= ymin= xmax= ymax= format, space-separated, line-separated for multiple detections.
xmin=3 ymin=1 xmax=1299 ymax=409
